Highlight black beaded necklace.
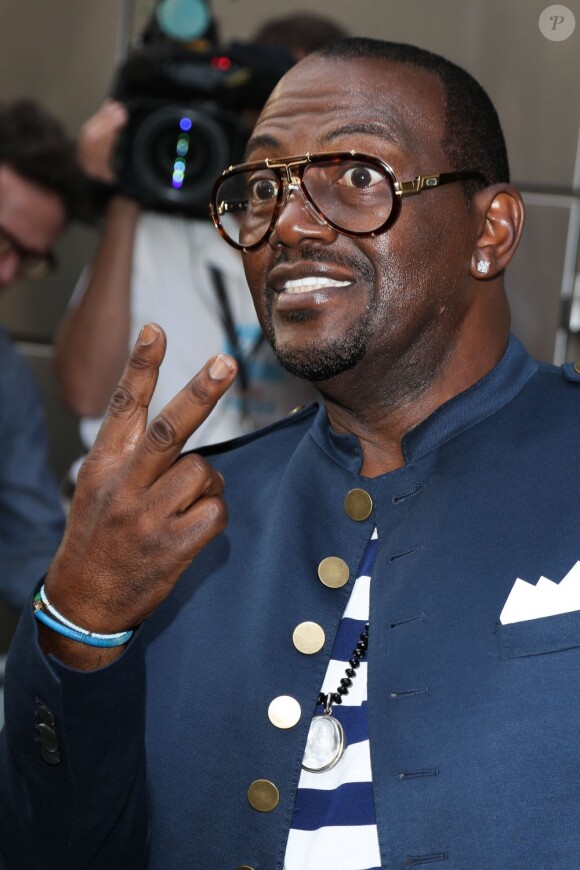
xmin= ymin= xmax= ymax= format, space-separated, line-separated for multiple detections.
xmin=301 ymin=622 xmax=369 ymax=773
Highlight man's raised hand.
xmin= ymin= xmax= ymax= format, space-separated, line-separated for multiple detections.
xmin=41 ymin=324 xmax=237 ymax=668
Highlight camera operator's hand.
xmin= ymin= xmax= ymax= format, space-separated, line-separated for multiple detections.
xmin=78 ymin=99 xmax=129 ymax=184
xmin=41 ymin=324 xmax=237 ymax=670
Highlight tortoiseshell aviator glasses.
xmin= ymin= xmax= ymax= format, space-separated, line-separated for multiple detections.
xmin=210 ymin=150 xmax=487 ymax=252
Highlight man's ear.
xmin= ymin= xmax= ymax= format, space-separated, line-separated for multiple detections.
xmin=469 ymin=184 xmax=525 ymax=280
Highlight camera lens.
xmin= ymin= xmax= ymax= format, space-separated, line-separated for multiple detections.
xmin=132 ymin=105 xmax=230 ymax=212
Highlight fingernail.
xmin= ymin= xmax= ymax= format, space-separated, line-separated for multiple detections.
xmin=208 ymin=354 xmax=234 ymax=380
xmin=138 ymin=323 xmax=159 ymax=346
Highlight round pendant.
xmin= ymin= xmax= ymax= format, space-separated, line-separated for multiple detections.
xmin=301 ymin=714 xmax=346 ymax=773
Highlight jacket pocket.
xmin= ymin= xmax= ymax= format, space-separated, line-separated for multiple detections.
xmin=495 ymin=609 xmax=580 ymax=660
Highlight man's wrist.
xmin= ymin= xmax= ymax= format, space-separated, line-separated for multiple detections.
xmin=37 ymin=621 xmax=125 ymax=671
xmin=107 ymin=194 xmax=141 ymax=219
xmin=34 ymin=585 xmax=135 ymax=647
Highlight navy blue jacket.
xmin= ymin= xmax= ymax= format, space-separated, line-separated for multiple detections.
xmin=0 ymin=328 xmax=64 ymax=610
xmin=2 ymin=336 xmax=580 ymax=869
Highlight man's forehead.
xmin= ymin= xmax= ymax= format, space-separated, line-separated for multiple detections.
xmin=248 ymin=55 xmax=447 ymax=161
xmin=0 ymin=163 xmax=65 ymax=249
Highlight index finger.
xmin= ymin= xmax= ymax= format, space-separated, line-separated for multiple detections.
xmin=91 ymin=322 xmax=167 ymax=460
xmin=126 ymin=352 xmax=238 ymax=486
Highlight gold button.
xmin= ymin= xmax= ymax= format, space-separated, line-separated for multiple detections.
xmin=293 ymin=621 xmax=325 ymax=654
xmin=344 ymin=488 xmax=373 ymax=521
xmin=247 ymin=779 xmax=280 ymax=812
xmin=268 ymin=695 xmax=301 ymax=729
xmin=318 ymin=556 xmax=349 ymax=589
xmin=575 ymin=362 xmax=580 ymax=374
xmin=289 ymin=405 xmax=305 ymax=414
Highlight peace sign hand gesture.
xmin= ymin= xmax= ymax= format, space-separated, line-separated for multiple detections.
xmin=41 ymin=323 xmax=237 ymax=669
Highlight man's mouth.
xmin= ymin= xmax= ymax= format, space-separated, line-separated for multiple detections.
xmin=281 ymin=277 xmax=353 ymax=294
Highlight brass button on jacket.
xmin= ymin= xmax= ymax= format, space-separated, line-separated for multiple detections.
xmin=247 ymin=779 xmax=280 ymax=812
xmin=344 ymin=488 xmax=373 ymax=521
xmin=318 ymin=556 xmax=349 ymax=588
xmin=292 ymin=621 xmax=325 ymax=654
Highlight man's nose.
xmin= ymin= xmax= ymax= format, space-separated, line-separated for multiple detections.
xmin=268 ymin=182 xmax=337 ymax=248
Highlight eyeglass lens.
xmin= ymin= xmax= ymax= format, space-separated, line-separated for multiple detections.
xmin=0 ymin=227 xmax=53 ymax=280
xmin=215 ymin=157 xmax=396 ymax=247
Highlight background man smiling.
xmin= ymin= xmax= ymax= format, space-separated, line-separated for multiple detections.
xmin=0 ymin=100 xmax=80 ymax=612
xmin=2 ymin=39 xmax=580 ymax=870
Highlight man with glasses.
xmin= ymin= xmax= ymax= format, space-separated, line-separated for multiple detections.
xmin=2 ymin=39 xmax=580 ymax=869
xmin=0 ymin=100 xmax=80 ymax=611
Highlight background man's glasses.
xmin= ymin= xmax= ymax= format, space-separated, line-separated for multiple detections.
xmin=0 ymin=225 xmax=56 ymax=281
xmin=211 ymin=150 xmax=487 ymax=251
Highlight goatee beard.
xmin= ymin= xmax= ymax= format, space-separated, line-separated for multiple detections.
xmin=270 ymin=323 xmax=369 ymax=381
xmin=261 ymin=247 xmax=377 ymax=381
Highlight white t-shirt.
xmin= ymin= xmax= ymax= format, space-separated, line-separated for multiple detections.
xmin=77 ymin=212 xmax=315 ymax=454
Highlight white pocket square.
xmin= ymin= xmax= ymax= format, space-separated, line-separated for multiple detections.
xmin=500 ymin=562 xmax=580 ymax=625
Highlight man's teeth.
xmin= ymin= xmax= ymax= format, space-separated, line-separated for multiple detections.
xmin=282 ymin=277 xmax=352 ymax=293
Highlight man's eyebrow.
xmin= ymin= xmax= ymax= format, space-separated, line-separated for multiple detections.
xmin=244 ymin=121 xmax=411 ymax=161
xmin=244 ymin=134 xmax=280 ymax=160
xmin=0 ymin=221 xmax=42 ymax=255
xmin=322 ymin=121 xmax=409 ymax=151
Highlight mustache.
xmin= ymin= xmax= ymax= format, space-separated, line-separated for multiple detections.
xmin=266 ymin=245 xmax=375 ymax=287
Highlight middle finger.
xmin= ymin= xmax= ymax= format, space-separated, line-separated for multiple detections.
xmin=126 ymin=353 xmax=237 ymax=488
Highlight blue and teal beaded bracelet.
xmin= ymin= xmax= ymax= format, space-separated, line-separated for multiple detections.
xmin=33 ymin=588 xmax=133 ymax=648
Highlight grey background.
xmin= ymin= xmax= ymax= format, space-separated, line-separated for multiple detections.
xmin=0 ymin=0 xmax=578 ymax=648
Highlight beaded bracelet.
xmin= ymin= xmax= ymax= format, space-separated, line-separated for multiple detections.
xmin=33 ymin=587 xmax=133 ymax=648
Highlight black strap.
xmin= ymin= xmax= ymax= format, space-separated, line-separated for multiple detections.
xmin=208 ymin=264 xmax=265 ymax=422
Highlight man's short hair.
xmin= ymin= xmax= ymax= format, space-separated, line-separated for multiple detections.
xmin=0 ymin=100 xmax=84 ymax=220
xmin=317 ymin=38 xmax=510 ymax=198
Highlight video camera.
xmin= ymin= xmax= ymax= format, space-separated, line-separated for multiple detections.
xmin=111 ymin=41 xmax=294 ymax=218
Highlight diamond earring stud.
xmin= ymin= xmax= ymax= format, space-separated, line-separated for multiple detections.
xmin=476 ymin=260 xmax=490 ymax=274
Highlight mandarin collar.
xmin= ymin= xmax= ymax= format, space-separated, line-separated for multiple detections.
xmin=309 ymin=335 xmax=538 ymax=475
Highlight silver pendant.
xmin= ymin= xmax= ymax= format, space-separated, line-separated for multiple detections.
xmin=301 ymin=713 xmax=346 ymax=773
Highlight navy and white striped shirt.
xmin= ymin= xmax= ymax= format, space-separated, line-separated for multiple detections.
xmin=285 ymin=531 xmax=380 ymax=869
